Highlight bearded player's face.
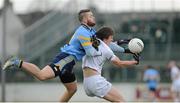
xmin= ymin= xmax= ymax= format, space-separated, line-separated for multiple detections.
xmin=85 ymin=12 xmax=96 ymax=27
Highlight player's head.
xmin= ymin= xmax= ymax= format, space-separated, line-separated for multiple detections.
xmin=146 ymin=65 xmax=153 ymax=69
xmin=96 ymin=27 xmax=114 ymax=45
xmin=168 ymin=60 xmax=176 ymax=69
xmin=78 ymin=9 xmax=96 ymax=27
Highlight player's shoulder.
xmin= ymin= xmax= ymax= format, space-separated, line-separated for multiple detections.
xmin=76 ymin=26 xmax=87 ymax=33
xmin=145 ymin=69 xmax=158 ymax=74
xmin=100 ymin=40 xmax=113 ymax=53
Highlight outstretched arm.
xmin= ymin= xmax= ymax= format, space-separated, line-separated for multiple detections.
xmin=112 ymin=39 xmax=135 ymax=54
xmin=109 ymin=41 xmax=133 ymax=54
xmin=106 ymin=43 xmax=139 ymax=67
xmin=109 ymin=42 xmax=125 ymax=53
xmin=111 ymin=56 xmax=138 ymax=68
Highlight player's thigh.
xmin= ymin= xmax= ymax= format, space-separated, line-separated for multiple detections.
xmin=103 ymin=86 xmax=125 ymax=102
xmin=63 ymin=81 xmax=77 ymax=92
xmin=40 ymin=65 xmax=55 ymax=79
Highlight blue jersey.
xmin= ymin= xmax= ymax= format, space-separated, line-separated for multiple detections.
xmin=144 ymin=69 xmax=159 ymax=88
xmin=61 ymin=24 xmax=96 ymax=61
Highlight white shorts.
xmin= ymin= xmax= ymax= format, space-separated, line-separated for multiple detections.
xmin=83 ymin=75 xmax=112 ymax=98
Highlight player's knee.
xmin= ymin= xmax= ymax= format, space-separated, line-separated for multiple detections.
xmin=67 ymin=86 xmax=77 ymax=94
xmin=38 ymin=76 xmax=47 ymax=81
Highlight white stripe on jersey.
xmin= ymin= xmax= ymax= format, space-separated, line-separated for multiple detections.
xmin=82 ymin=40 xmax=116 ymax=74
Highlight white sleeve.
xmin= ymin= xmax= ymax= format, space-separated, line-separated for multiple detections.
xmin=100 ymin=40 xmax=117 ymax=61
xmin=106 ymin=47 xmax=116 ymax=61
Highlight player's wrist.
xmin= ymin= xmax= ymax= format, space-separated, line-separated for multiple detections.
xmin=135 ymin=60 xmax=139 ymax=65
xmin=124 ymin=49 xmax=132 ymax=54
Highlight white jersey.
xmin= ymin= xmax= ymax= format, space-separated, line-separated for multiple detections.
xmin=82 ymin=40 xmax=116 ymax=74
xmin=171 ymin=66 xmax=180 ymax=82
xmin=170 ymin=66 xmax=180 ymax=92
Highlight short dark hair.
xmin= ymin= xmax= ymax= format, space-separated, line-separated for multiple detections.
xmin=78 ymin=9 xmax=91 ymax=22
xmin=96 ymin=27 xmax=114 ymax=40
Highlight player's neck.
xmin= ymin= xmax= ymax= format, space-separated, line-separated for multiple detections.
xmin=81 ymin=23 xmax=92 ymax=30
xmin=81 ymin=23 xmax=89 ymax=27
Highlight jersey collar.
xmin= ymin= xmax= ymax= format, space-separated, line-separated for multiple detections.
xmin=81 ymin=24 xmax=94 ymax=32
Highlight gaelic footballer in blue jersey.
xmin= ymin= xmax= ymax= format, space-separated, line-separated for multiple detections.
xmin=3 ymin=9 xmax=98 ymax=102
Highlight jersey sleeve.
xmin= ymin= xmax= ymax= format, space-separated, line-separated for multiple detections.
xmin=108 ymin=42 xmax=125 ymax=53
xmin=105 ymin=45 xmax=116 ymax=61
xmin=78 ymin=34 xmax=92 ymax=49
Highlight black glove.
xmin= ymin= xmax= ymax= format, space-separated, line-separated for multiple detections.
xmin=124 ymin=49 xmax=132 ymax=54
xmin=117 ymin=39 xmax=131 ymax=45
xmin=91 ymin=35 xmax=100 ymax=51
xmin=124 ymin=49 xmax=140 ymax=64
xmin=133 ymin=53 xmax=140 ymax=65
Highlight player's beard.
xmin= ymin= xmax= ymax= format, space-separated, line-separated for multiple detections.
xmin=87 ymin=21 xmax=96 ymax=27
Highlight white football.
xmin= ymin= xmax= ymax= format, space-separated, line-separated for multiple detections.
xmin=128 ymin=38 xmax=144 ymax=53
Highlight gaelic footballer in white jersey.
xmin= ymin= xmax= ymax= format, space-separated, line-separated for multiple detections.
xmin=82 ymin=27 xmax=138 ymax=102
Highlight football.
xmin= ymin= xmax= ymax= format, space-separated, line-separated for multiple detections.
xmin=128 ymin=38 xmax=144 ymax=53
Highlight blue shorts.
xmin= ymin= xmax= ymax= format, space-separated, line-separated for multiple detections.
xmin=149 ymin=87 xmax=156 ymax=92
xmin=49 ymin=52 xmax=76 ymax=83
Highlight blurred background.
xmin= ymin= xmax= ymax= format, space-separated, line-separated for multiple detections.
xmin=0 ymin=0 xmax=180 ymax=102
